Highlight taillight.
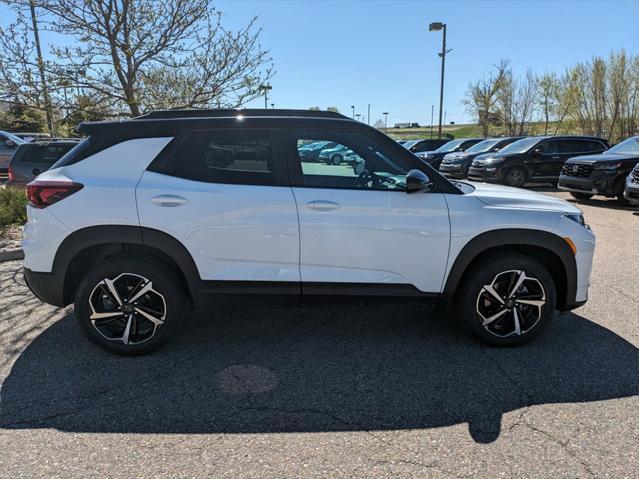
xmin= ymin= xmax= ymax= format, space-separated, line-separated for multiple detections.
xmin=26 ymin=180 xmax=83 ymax=208
xmin=7 ymin=165 xmax=14 ymax=182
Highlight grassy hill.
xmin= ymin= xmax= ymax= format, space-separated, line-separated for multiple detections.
xmin=385 ymin=121 xmax=578 ymax=140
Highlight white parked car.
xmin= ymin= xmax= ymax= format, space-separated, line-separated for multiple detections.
xmin=23 ymin=109 xmax=595 ymax=355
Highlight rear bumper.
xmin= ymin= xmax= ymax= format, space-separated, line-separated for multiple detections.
xmin=23 ymin=267 xmax=65 ymax=307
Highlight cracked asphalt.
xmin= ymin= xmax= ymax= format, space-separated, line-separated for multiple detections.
xmin=1 ymin=191 xmax=637 ymax=478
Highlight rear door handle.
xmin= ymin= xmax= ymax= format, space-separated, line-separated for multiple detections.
xmin=306 ymin=200 xmax=341 ymax=211
xmin=151 ymin=195 xmax=188 ymax=207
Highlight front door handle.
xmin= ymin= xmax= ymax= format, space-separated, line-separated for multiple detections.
xmin=151 ymin=195 xmax=188 ymax=207
xmin=306 ymin=200 xmax=341 ymax=211
xmin=552 ymin=156 xmax=561 ymax=159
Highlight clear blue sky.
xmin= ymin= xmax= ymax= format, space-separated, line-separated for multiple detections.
xmin=217 ymin=0 xmax=639 ymax=125
xmin=1 ymin=0 xmax=638 ymax=125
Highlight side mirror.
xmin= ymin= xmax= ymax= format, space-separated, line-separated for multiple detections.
xmin=353 ymin=158 xmax=366 ymax=175
xmin=406 ymin=169 xmax=433 ymax=193
xmin=4 ymin=139 xmax=16 ymax=148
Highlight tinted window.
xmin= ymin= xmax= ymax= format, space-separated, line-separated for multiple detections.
xmin=541 ymin=140 xmax=561 ymax=154
xmin=18 ymin=144 xmax=75 ymax=164
xmin=294 ymin=131 xmax=410 ymax=191
xmin=582 ymin=140 xmax=605 ymax=152
xmin=172 ymin=130 xmax=275 ymax=185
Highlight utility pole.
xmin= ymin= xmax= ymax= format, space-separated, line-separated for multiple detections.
xmin=367 ymin=104 xmax=371 ymax=125
xmin=430 ymin=104 xmax=434 ymax=139
xmin=29 ymin=0 xmax=54 ymax=135
xmin=429 ymin=22 xmax=451 ymax=139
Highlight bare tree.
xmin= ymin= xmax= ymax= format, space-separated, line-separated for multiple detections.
xmin=497 ymin=69 xmax=539 ymax=136
xmin=39 ymin=0 xmax=274 ymax=116
xmin=537 ymin=72 xmax=559 ymax=135
xmin=463 ymin=59 xmax=509 ymax=137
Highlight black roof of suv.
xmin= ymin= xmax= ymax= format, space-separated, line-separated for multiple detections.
xmin=63 ymin=109 xmax=461 ymax=194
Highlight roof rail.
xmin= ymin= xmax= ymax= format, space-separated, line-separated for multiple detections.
xmin=135 ymin=108 xmax=350 ymax=120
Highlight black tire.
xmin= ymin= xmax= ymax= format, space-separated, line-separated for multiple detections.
xmin=74 ymin=255 xmax=186 ymax=355
xmin=331 ymin=154 xmax=343 ymax=165
xmin=503 ymin=166 xmax=527 ymax=188
xmin=455 ymin=253 xmax=557 ymax=347
xmin=570 ymin=192 xmax=593 ymax=201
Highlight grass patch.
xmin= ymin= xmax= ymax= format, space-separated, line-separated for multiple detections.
xmin=0 ymin=186 xmax=27 ymax=236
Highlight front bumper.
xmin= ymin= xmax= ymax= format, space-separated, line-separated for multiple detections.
xmin=558 ymin=171 xmax=622 ymax=197
xmin=467 ymin=166 xmax=503 ymax=183
xmin=23 ymin=267 xmax=66 ymax=307
xmin=624 ymin=175 xmax=639 ymax=204
xmin=439 ymin=163 xmax=466 ymax=179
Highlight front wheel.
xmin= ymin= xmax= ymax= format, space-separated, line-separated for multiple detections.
xmin=331 ymin=154 xmax=343 ymax=165
xmin=455 ymin=253 xmax=557 ymax=346
xmin=74 ymin=255 xmax=186 ymax=355
xmin=570 ymin=192 xmax=593 ymax=201
xmin=503 ymin=167 xmax=526 ymax=188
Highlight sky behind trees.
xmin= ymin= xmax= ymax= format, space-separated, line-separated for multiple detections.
xmin=1 ymin=0 xmax=637 ymax=125
xmin=218 ymin=0 xmax=639 ymax=125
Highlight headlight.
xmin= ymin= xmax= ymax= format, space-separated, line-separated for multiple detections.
xmin=594 ymin=162 xmax=621 ymax=170
xmin=565 ymin=213 xmax=587 ymax=228
xmin=484 ymin=157 xmax=504 ymax=164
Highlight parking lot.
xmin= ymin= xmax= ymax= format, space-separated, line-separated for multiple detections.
xmin=0 ymin=191 xmax=637 ymax=478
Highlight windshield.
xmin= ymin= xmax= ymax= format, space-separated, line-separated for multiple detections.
xmin=436 ymin=139 xmax=466 ymax=153
xmin=607 ymin=136 xmax=639 ymax=155
xmin=498 ymin=137 xmax=540 ymax=154
xmin=466 ymin=138 xmax=502 ymax=154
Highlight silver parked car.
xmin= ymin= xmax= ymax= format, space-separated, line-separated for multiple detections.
xmin=7 ymin=138 xmax=81 ymax=186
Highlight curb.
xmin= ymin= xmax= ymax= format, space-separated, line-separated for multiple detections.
xmin=0 ymin=248 xmax=24 ymax=262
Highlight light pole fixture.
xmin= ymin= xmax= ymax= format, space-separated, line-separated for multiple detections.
xmin=382 ymin=112 xmax=389 ymax=133
xmin=351 ymin=105 xmax=355 ymax=119
xmin=270 ymin=103 xmax=275 ymax=109
xmin=259 ymin=84 xmax=272 ymax=109
xmin=355 ymin=113 xmax=361 ymax=122
xmin=429 ymin=22 xmax=451 ymax=139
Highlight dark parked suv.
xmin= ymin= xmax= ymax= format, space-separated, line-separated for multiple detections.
xmin=415 ymin=138 xmax=484 ymax=170
xmin=439 ymin=137 xmax=522 ymax=179
xmin=403 ymin=138 xmax=450 ymax=154
xmin=7 ymin=138 xmax=81 ymax=186
xmin=558 ymin=136 xmax=639 ymax=202
xmin=468 ymin=136 xmax=609 ymax=187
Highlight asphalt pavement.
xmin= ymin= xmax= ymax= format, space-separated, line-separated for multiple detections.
xmin=0 ymin=191 xmax=637 ymax=478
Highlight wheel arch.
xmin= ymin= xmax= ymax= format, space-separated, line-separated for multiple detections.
xmin=440 ymin=229 xmax=577 ymax=313
xmin=53 ymin=225 xmax=201 ymax=307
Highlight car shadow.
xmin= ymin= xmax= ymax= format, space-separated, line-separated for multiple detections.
xmin=1 ymin=306 xmax=637 ymax=444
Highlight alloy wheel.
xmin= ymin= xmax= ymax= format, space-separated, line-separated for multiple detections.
xmin=88 ymin=273 xmax=166 ymax=345
xmin=505 ymin=169 xmax=525 ymax=187
xmin=475 ymin=270 xmax=546 ymax=338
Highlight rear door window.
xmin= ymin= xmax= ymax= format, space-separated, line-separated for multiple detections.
xmin=20 ymin=144 xmax=75 ymax=164
xmin=170 ymin=129 xmax=280 ymax=186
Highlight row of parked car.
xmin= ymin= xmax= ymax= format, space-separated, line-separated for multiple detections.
xmin=399 ymin=135 xmax=639 ymax=205
xmin=0 ymin=131 xmax=80 ymax=185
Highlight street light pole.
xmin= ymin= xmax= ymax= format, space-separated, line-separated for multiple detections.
xmin=367 ymin=104 xmax=371 ymax=125
xmin=429 ymin=22 xmax=450 ymax=139
xmin=383 ymin=112 xmax=389 ymax=133
xmin=259 ymin=84 xmax=272 ymax=109
xmin=351 ymin=105 xmax=355 ymax=119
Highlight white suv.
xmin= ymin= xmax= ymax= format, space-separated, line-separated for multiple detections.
xmin=22 ymin=109 xmax=595 ymax=355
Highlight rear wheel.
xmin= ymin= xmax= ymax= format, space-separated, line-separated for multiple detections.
xmin=503 ymin=167 xmax=526 ymax=188
xmin=455 ymin=253 xmax=556 ymax=346
xmin=331 ymin=154 xmax=343 ymax=165
xmin=74 ymin=255 xmax=186 ymax=355
xmin=570 ymin=192 xmax=593 ymax=201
